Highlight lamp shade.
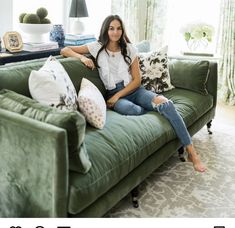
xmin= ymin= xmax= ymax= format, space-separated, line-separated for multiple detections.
xmin=69 ymin=0 xmax=88 ymax=18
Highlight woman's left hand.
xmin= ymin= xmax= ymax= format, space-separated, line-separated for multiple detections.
xmin=107 ymin=94 xmax=120 ymax=108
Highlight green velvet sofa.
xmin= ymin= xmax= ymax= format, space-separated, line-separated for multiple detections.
xmin=0 ymin=56 xmax=217 ymax=217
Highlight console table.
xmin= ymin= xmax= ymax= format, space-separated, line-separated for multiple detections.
xmin=0 ymin=48 xmax=61 ymax=65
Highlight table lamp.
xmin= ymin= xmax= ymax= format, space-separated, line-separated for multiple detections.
xmin=69 ymin=0 xmax=88 ymax=34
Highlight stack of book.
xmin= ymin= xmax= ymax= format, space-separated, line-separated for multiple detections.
xmin=64 ymin=34 xmax=96 ymax=46
xmin=22 ymin=41 xmax=59 ymax=52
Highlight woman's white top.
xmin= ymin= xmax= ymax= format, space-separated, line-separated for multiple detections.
xmin=87 ymin=41 xmax=137 ymax=90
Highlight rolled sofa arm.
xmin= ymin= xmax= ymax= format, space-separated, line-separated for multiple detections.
xmin=0 ymin=108 xmax=68 ymax=217
xmin=206 ymin=61 xmax=218 ymax=108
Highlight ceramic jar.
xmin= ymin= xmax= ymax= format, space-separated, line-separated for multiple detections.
xmin=50 ymin=24 xmax=65 ymax=47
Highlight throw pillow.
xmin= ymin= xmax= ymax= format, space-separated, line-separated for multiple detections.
xmin=135 ymin=40 xmax=150 ymax=53
xmin=138 ymin=46 xmax=174 ymax=93
xmin=78 ymin=78 xmax=106 ymax=129
xmin=169 ymin=60 xmax=209 ymax=95
xmin=0 ymin=89 xmax=91 ymax=174
xmin=28 ymin=55 xmax=78 ymax=111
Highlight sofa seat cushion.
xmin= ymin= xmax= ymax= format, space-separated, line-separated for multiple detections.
xmin=68 ymin=88 xmax=214 ymax=214
xmin=163 ymin=88 xmax=214 ymax=127
xmin=68 ymin=109 xmax=175 ymax=214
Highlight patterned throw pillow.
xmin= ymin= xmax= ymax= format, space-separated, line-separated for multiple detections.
xmin=138 ymin=46 xmax=174 ymax=93
xmin=29 ymin=56 xmax=78 ymax=111
xmin=78 ymin=78 xmax=106 ymax=129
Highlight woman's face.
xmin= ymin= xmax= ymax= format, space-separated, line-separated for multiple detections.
xmin=108 ymin=19 xmax=123 ymax=42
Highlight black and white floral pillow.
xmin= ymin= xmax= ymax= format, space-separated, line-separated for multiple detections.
xmin=138 ymin=46 xmax=174 ymax=93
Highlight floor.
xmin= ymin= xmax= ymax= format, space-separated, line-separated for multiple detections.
xmin=215 ymin=102 xmax=235 ymax=125
xmin=106 ymin=102 xmax=235 ymax=218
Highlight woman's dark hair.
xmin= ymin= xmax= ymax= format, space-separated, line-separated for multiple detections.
xmin=96 ymin=15 xmax=131 ymax=67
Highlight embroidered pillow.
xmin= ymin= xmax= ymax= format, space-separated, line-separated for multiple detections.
xmin=28 ymin=56 xmax=78 ymax=111
xmin=138 ymin=46 xmax=174 ymax=93
xmin=78 ymin=78 xmax=106 ymax=129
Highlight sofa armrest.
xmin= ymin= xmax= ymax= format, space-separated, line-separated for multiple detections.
xmin=206 ymin=61 xmax=218 ymax=108
xmin=0 ymin=108 xmax=68 ymax=217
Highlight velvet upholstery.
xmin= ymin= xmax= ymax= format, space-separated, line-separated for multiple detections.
xmin=0 ymin=56 xmax=218 ymax=217
xmin=0 ymin=89 xmax=91 ymax=174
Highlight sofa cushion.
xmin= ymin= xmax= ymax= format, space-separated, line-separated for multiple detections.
xmin=0 ymin=57 xmax=106 ymax=99
xmin=29 ymin=56 xmax=78 ymax=111
xmin=135 ymin=40 xmax=150 ymax=53
xmin=169 ymin=60 xmax=209 ymax=95
xmin=68 ymin=87 xmax=213 ymax=214
xmin=138 ymin=46 xmax=174 ymax=93
xmin=0 ymin=89 xmax=91 ymax=174
xmin=78 ymin=78 xmax=106 ymax=129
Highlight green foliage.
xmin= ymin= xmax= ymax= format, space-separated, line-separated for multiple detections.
xmin=20 ymin=7 xmax=51 ymax=24
xmin=19 ymin=13 xmax=27 ymax=23
xmin=36 ymin=7 xmax=48 ymax=19
xmin=40 ymin=18 xmax=51 ymax=24
xmin=22 ymin=14 xmax=40 ymax=24
xmin=184 ymin=32 xmax=191 ymax=42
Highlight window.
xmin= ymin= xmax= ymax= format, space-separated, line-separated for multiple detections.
xmin=166 ymin=0 xmax=221 ymax=54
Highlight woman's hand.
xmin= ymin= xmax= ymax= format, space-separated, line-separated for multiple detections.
xmin=107 ymin=94 xmax=120 ymax=108
xmin=80 ymin=56 xmax=95 ymax=70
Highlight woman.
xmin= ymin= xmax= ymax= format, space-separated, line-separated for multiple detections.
xmin=60 ymin=15 xmax=206 ymax=172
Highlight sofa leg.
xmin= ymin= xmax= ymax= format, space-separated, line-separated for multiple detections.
xmin=206 ymin=120 xmax=213 ymax=135
xmin=178 ymin=147 xmax=186 ymax=162
xmin=131 ymin=186 xmax=139 ymax=208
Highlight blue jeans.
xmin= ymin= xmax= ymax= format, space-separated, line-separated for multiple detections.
xmin=107 ymin=81 xmax=192 ymax=147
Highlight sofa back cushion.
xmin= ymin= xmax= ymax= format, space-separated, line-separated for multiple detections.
xmin=0 ymin=57 xmax=106 ymax=98
xmin=169 ymin=60 xmax=209 ymax=95
xmin=0 ymin=89 xmax=91 ymax=174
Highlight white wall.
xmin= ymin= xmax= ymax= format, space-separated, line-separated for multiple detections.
xmin=0 ymin=0 xmax=13 ymax=37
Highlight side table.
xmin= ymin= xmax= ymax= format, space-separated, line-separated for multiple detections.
xmin=0 ymin=48 xmax=62 ymax=65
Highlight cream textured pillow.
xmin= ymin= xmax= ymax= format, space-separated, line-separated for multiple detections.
xmin=78 ymin=78 xmax=106 ymax=129
xmin=138 ymin=46 xmax=174 ymax=93
xmin=28 ymin=56 xmax=78 ymax=111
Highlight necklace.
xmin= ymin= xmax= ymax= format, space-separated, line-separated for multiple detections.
xmin=107 ymin=46 xmax=120 ymax=57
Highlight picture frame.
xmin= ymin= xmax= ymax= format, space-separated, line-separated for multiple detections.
xmin=3 ymin=31 xmax=23 ymax=53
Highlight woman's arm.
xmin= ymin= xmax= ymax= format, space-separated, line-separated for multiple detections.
xmin=60 ymin=46 xmax=95 ymax=70
xmin=107 ymin=57 xmax=141 ymax=108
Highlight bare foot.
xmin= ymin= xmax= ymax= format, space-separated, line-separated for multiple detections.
xmin=186 ymin=145 xmax=207 ymax=172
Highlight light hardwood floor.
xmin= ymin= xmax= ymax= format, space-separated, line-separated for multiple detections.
xmin=215 ymin=102 xmax=235 ymax=126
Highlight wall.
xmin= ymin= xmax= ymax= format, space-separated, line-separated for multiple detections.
xmin=0 ymin=0 xmax=13 ymax=37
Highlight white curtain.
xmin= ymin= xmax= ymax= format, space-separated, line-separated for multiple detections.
xmin=217 ymin=0 xmax=235 ymax=105
xmin=111 ymin=0 xmax=168 ymax=49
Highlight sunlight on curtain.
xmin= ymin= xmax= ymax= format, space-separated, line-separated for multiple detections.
xmin=111 ymin=0 xmax=139 ymax=43
xmin=111 ymin=0 xmax=167 ymax=47
xmin=84 ymin=0 xmax=111 ymax=37
xmin=217 ymin=0 xmax=235 ymax=105
xmin=111 ymin=0 xmax=220 ymax=53
xmin=145 ymin=0 xmax=168 ymax=50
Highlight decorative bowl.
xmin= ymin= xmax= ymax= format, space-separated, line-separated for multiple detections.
xmin=19 ymin=23 xmax=52 ymax=43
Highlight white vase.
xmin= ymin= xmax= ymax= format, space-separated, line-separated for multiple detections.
xmin=187 ymin=38 xmax=209 ymax=52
